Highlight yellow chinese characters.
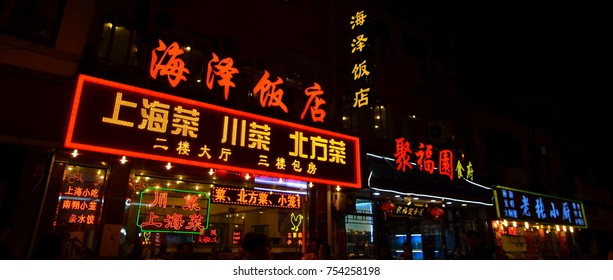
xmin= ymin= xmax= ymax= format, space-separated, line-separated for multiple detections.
xmin=289 ymin=131 xmax=346 ymax=164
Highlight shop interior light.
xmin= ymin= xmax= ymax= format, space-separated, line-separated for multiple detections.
xmin=308 ymin=182 xmax=313 ymax=188
xmin=563 ymin=225 xmax=567 ymax=232
xmin=512 ymin=221 xmax=517 ymax=228
xmin=244 ymin=173 xmax=251 ymax=180
xmin=254 ymin=175 xmax=307 ymax=189
xmin=253 ymin=186 xmax=306 ymax=195
xmin=570 ymin=227 xmax=574 ymax=233
xmin=503 ymin=219 xmax=508 ymax=227
xmin=525 ymin=222 xmax=530 ymax=229
xmin=165 ymin=162 xmax=172 ymax=170
xmin=335 ymin=185 xmax=341 ymax=192
xmin=556 ymin=225 xmax=560 ymax=232
xmin=71 ymin=149 xmax=79 ymax=158
xmin=209 ymin=168 xmax=215 ymax=175
xmin=120 ymin=156 xmax=127 ymax=164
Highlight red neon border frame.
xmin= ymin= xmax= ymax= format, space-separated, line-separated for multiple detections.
xmin=65 ymin=74 xmax=362 ymax=188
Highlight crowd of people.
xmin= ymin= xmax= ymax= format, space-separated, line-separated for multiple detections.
xmin=5 ymin=225 xmax=609 ymax=260
xmin=122 ymin=232 xmax=335 ymax=260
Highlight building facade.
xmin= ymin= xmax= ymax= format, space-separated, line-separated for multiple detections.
xmin=0 ymin=0 xmax=611 ymax=260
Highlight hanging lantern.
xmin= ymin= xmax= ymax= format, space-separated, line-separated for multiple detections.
xmin=430 ymin=207 xmax=445 ymax=220
xmin=381 ymin=201 xmax=396 ymax=216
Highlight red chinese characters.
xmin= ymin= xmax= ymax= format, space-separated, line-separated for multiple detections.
xmin=394 ymin=137 xmax=454 ymax=180
xmin=150 ymin=40 xmax=190 ymax=87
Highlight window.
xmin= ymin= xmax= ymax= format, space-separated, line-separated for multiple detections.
xmin=345 ymin=198 xmax=375 ymax=259
xmin=98 ymin=22 xmax=137 ymax=66
xmin=0 ymin=0 xmax=65 ymax=46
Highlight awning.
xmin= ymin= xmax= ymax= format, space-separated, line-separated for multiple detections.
xmin=366 ymin=153 xmax=494 ymax=206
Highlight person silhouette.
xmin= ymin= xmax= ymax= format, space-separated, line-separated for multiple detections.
xmin=464 ymin=230 xmax=492 ymax=260
xmin=399 ymin=242 xmax=413 ymax=260
xmin=241 ymin=232 xmax=272 ymax=260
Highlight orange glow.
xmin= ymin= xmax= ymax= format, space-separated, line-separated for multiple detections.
xmin=352 ymin=87 xmax=370 ymax=108
xmin=300 ymin=83 xmax=326 ymax=122
xmin=138 ymin=187 xmax=210 ymax=234
xmin=150 ymin=40 xmax=189 ymax=87
xmin=211 ymin=186 xmax=301 ymax=209
xmin=206 ymin=52 xmax=239 ymax=100
xmin=253 ymin=70 xmax=288 ymax=113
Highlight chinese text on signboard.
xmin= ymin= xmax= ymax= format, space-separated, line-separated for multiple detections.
xmin=65 ymin=75 xmax=361 ymax=188
xmin=494 ymin=185 xmax=587 ymax=228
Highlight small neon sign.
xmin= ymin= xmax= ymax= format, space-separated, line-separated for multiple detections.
xmin=211 ymin=186 xmax=301 ymax=209
xmin=136 ymin=187 xmax=210 ymax=234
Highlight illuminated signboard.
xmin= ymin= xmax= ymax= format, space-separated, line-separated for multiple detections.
xmin=211 ymin=186 xmax=301 ymax=209
xmin=393 ymin=205 xmax=427 ymax=217
xmin=394 ymin=137 xmax=456 ymax=181
xmin=65 ymin=75 xmax=361 ymax=188
xmin=149 ymin=39 xmax=328 ymax=124
xmin=285 ymin=213 xmax=304 ymax=246
xmin=136 ymin=187 xmax=210 ymax=234
xmin=348 ymin=10 xmax=372 ymax=108
xmin=494 ymin=185 xmax=587 ymax=228
xmin=55 ymin=165 xmax=104 ymax=229
xmin=392 ymin=137 xmax=479 ymax=183
xmin=196 ymin=228 xmax=220 ymax=244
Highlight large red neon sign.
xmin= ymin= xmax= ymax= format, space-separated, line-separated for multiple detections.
xmin=65 ymin=75 xmax=361 ymax=188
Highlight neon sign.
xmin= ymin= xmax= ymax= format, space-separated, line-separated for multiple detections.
xmin=349 ymin=10 xmax=371 ymax=108
xmin=394 ymin=137 xmax=455 ymax=180
xmin=136 ymin=187 xmax=210 ymax=234
xmin=55 ymin=165 xmax=104 ymax=229
xmin=494 ymin=185 xmax=588 ymax=228
xmin=290 ymin=213 xmax=304 ymax=231
xmin=65 ymin=75 xmax=361 ymax=188
xmin=285 ymin=213 xmax=304 ymax=246
xmin=150 ymin=40 xmax=327 ymax=123
xmin=211 ymin=186 xmax=301 ymax=209
xmin=197 ymin=228 xmax=220 ymax=244
xmin=393 ymin=205 xmax=427 ymax=217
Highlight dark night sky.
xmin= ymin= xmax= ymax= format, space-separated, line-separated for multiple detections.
xmin=400 ymin=3 xmax=611 ymax=155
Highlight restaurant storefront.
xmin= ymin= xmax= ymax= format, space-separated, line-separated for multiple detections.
xmin=334 ymin=134 xmax=496 ymax=259
xmin=25 ymin=70 xmax=362 ymax=260
xmin=45 ymin=158 xmax=313 ymax=259
xmin=492 ymin=185 xmax=587 ymax=259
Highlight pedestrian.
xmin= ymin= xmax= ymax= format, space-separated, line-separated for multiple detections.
xmin=492 ymin=245 xmax=509 ymax=260
xmin=155 ymin=243 xmax=171 ymax=259
xmin=32 ymin=233 xmax=64 ymax=260
xmin=301 ymin=239 xmax=319 ymax=260
xmin=449 ymin=246 xmax=464 ymax=260
xmin=464 ymin=230 xmax=492 ymax=260
xmin=399 ymin=242 xmax=413 ymax=260
xmin=318 ymin=240 xmax=331 ymax=260
xmin=0 ymin=222 xmax=15 ymax=259
xmin=126 ymin=241 xmax=145 ymax=260
xmin=173 ymin=242 xmax=199 ymax=260
xmin=241 ymin=232 xmax=272 ymax=260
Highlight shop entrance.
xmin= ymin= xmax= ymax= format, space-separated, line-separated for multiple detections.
xmin=387 ymin=218 xmax=423 ymax=259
